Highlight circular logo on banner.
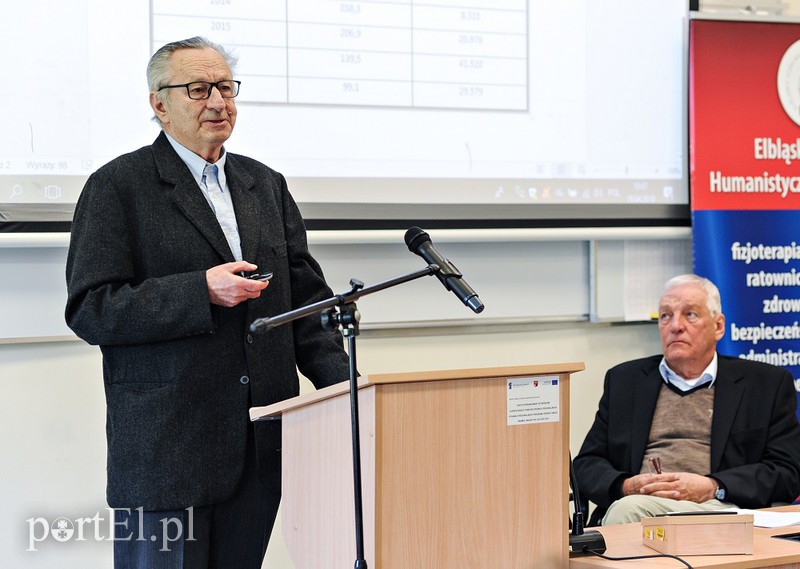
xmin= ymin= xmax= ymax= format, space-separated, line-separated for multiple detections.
xmin=777 ymin=39 xmax=800 ymax=126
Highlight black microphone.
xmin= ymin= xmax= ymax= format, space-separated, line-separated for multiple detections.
xmin=404 ymin=226 xmax=484 ymax=314
xmin=568 ymin=452 xmax=606 ymax=556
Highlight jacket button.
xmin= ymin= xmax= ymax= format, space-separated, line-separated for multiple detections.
xmin=240 ymin=375 xmax=250 ymax=385
xmin=246 ymin=334 xmax=254 ymax=344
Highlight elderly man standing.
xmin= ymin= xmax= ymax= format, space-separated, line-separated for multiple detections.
xmin=65 ymin=37 xmax=349 ymax=568
xmin=574 ymin=274 xmax=800 ymax=525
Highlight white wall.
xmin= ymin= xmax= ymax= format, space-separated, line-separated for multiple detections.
xmin=0 ymin=320 xmax=663 ymax=568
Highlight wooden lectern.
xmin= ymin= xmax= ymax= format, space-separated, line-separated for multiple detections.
xmin=250 ymin=363 xmax=584 ymax=569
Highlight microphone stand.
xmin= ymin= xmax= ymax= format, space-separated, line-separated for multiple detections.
xmin=250 ymin=264 xmax=440 ymax=569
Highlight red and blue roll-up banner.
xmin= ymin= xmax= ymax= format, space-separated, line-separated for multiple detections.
xmin=690 ymin=17 xmax=800 ymax=410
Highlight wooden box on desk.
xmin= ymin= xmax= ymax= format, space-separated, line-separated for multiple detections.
xmin=641 ymin=513 xmax=754 ymax=556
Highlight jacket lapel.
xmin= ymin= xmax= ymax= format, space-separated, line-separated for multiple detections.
xmin=710 ymin=357 xmax=744 ymax=471
xmin=152 ymin=133 xmax=236 ymax=262
xmin=630 ymin=364 xmax=664 ymax=471
xmin=225 ymin=158 xmax=262 ymax=263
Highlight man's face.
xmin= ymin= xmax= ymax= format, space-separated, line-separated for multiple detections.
xmin=150 ymin=47 xmax=236 ymax=163
xmin=657 ymin=283 xmax=725 ymax=378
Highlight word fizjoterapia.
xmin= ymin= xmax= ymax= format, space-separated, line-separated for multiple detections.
xmin=731 ymin=242 xmax=800 ymax=264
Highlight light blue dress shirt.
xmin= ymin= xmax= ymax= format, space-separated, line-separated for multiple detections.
xmin=659 ymin=352 xmax=718 ymax=392
xmin=164 ymin=133 xmax=243 ymax=261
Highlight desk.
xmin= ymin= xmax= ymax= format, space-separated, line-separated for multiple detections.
xmin=570 ymin=506 xmax=800 ymax=569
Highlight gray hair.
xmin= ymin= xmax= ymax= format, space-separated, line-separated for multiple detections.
xmin=662 ymin=274 xmax=722 ymax=317
xmin=147 ymin=36 xmax=238 ymax=124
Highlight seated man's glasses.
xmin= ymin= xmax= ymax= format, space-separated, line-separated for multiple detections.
xmin=158 ymin=80 xmax=241 ymax=100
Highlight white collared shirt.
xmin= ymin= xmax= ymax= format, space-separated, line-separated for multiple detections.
xmin=659 ymin=352 xmax=718 ymax=392
xmin=164 ymin=133 xmax=242 ymax=260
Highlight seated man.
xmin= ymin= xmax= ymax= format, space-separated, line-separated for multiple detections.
xmin=574 ymin=274 xmax=800 ymax=525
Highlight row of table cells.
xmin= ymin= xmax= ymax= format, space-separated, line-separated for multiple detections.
xmin=152 ymin=0 xmax=528 ymax=110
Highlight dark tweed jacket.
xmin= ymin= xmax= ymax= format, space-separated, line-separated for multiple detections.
xmin=65 ymin=132 xmax=349 ymax=510
xmin=574 ymin=354 xmax=800 ymax=521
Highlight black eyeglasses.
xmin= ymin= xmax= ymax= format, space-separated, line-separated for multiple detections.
xmin=158 ymin=80 xmax=241 ymax=100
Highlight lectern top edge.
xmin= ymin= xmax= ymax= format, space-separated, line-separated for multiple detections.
xmin=369 ymin=361 xmax=585 ymax=384
xmin=248 ymin=361 xmax=584 ymax=422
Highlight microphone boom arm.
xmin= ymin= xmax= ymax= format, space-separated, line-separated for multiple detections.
xmin=250 ymin=264 xmax=439 ymax=334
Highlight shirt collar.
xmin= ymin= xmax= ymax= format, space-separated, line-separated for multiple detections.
xmin=163 ymin=132 xmax=228 ymax=189
xmin=659 ymin=352 xmax=718 ymax=392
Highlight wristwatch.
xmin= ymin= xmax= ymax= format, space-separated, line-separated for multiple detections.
xmin=714 ymin=483 xmax=727 ymax=501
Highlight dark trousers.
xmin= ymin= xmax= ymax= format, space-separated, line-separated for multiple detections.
xmin=112 ymin=435 xmax=280 ymax=569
